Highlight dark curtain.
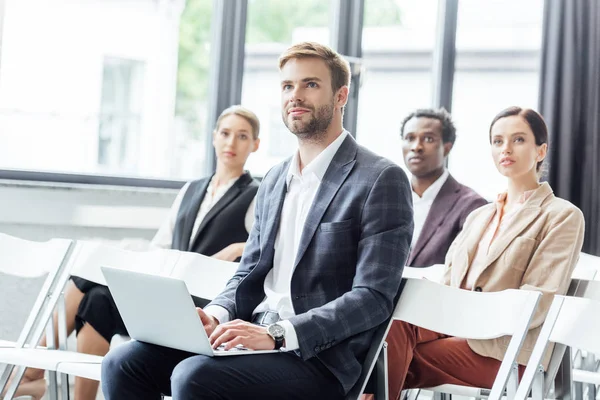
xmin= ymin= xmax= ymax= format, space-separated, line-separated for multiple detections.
xmin=539 ymin=0 xmax=600 ymax=255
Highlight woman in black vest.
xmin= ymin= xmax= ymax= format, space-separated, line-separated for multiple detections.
xmin=9 ymin=106 xmax=261 ymax=400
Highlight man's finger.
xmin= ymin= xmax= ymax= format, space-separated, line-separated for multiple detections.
xmin=222 ymin=336 xmax=247 ymax=351
xmin=211 ymin=328 xmax=244 ymax=349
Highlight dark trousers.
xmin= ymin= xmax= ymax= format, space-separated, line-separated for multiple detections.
xmin=101 ymin=340 xmax=344 ymax=400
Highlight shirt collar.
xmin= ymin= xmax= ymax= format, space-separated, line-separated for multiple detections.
xmin=495 ymin=186 xmax=538 ymax=206
xmin=206 ymin=174 xmax=240 ymax=193
xmin=286 ymin=130 xmax=349 ymax=186
xmin=412 ymin=169 xmax=449 ymax=202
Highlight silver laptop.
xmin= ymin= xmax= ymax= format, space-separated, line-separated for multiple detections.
xmin=101 ymin=266 xmax=278 ymax=356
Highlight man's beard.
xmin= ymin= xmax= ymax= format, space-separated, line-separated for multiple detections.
xmin=283 ymin=101 xmax=335 ymax=142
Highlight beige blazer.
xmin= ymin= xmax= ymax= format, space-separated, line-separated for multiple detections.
xmin=442 ymin=182 xmax=585 ymax=369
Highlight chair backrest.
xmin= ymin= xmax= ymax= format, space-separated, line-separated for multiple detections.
xmin=548 ymin=296 xmax=600 ymax=355
xmin=70 ymin=240 xmax=239 ymax=300
xmin=0 ymin=233 xmax=75 ymax=345
xmin=577 ymin=279 xmax=600 ymax=302
xmin=575 ymin=252 xmax=600 ymax=277
xmin=168 ymin=251 xmax=238 ymax=300
xmin=392 ymin=279 xmax=540 ymax=339
xmin=0 ymin=233 xmax=73 ymax=277
xmin=68 ymin=240 xmax=181 ymax=285
xmin=392 ymin=278 xmax=541 ymax=400
xmin=515 ymin=295 xmax=600 ymax=400
xmin=402 ymin=264 xmax=445 ymax=282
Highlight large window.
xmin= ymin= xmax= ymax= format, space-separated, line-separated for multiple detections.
xmin=241 ymin=0 xmax=333 ymax=176
xmin=98 ymin=57 xmax=145 ymax=173
xmin=449 ymin=0 xmax=544 ymax=199
xmin=357 ymin=0 xmax=438 ymax=171
xmin=0 ymin=0 xmax=212 ymax=180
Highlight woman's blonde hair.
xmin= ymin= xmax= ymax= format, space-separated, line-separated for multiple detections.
xmin=214 ymin=105 xmax=260 ymax=140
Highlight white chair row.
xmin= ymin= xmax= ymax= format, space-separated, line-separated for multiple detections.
xmin=397 ymin=255 xmax=600 ymax=400
xmin=1 ymin=231 xmax=600 ymax=400
xmin=515 ymin=280 xmax=600 ymax=400
xmin=0 ymin=234 xmax=238 ymax=400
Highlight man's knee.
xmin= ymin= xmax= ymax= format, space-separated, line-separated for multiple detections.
xmin=101 ymin=342 xmax=130 ymax=381
xmin=171 ymin=356 xmax=218 ymax=397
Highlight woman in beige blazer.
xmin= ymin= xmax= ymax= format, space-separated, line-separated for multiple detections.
xmin=385 ymin=106 xmax=585 ymax=400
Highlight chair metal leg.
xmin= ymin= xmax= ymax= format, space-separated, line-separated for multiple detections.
xmin=375 ymin=342 xmax=389 ymax=400
xmin=46 ymin=315 xmax=59 ymax=400
xmin=555 ymin=347 xmax=573 ymax=400
xmin=582 ymin=353 xmax=597 ymax=400
xmin=506 ymin=363 xmax=519 ymax=400
xmin=531 ymin=365 xmax=545 ymax=400
xmin=0 ymin=363 xmax=15 ymax=397
xmin=402 ymin=389 xmax=420 ymax=400
xmin=1 ymin=365 xmax=27 ymax=400
xmin=57 ymin=293 xmax=70 ymax=400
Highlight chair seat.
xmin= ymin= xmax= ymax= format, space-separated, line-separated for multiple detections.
xmin=425 ymin=384 xmax=490 ymax=398
xmin=572 ymin=368 xmax=600 ymax=385
xmin=56 ymin=361 xmax=102 ymax=381
xmin=0 ymin=348 xmax=103 ymax=371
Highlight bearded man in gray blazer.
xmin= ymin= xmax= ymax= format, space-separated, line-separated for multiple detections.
xmin=101 ymin=42 xmax=413 ymax=400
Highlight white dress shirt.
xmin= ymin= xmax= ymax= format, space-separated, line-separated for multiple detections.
xmin=410 ymin=169 xmax=449 ymax=247
xmin=151 ymin=175 xmax=255 ymax=250
xmin=205 ymin=131 xmax=349 ymax=351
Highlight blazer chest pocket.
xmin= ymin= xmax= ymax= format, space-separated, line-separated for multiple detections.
xmin=505 ymin=237 xmax=538 ymax=271
xmin=319 ymin=219 xmax=354 ymax=232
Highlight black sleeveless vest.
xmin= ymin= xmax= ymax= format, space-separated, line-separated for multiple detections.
xmin=171 ymin=172 xmax=259 ymax=257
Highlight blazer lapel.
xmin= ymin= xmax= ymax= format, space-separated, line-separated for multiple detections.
xmin=189 ymin=173 xmax=251 ymax=250
xmin=180 ymin=178 xmax=211 ymax=250
xmin=454 ymin=205 xmax=495 ymax=286
xmin=408 ymin=176 xmax=460 ymax=266
xmin=261 ymin=162 xmax=290 ymax=250
xmin=293 ymin=136 xmax=357 ymax=268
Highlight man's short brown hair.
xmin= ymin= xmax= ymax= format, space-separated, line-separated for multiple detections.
xmin=278 ymin=42 xmax=351 ymax=94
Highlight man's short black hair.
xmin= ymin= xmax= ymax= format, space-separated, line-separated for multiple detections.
xmin=400 ymin=108 xmax=457 ymax=145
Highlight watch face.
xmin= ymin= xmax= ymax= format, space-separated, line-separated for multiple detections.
xmin=268 ymin=324 xmax=285 ymax=338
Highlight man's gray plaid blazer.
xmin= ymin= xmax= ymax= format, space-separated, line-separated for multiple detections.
xmin=208 ymin=134 xmax=414 ymax=394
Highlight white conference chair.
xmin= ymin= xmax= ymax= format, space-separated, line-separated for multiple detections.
xmin=0 ymin=233 xmax=75 ymax=400
xmin=54 ymin=248 xmax=239 ymax=389
xmin=515 ymin=288 xmax=600 ymax=400
xmin=568 ymin=280 xmax=600 ymax=400
xmin=388 ymin=279 xmax=541 ymax=400
xmin=0 ymin=240 xmax=181 ymax=399
xmin=403 ymin=264 xmax=597 ymax=400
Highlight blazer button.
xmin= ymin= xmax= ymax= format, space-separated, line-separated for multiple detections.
xmin=314 ymin=346 xmax=319 ymax=352
xmin=475 ymin=286 xmax=483 ymax=292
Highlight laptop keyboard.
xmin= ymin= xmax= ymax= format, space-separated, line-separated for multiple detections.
xmin=216 ymin=344 xmax=250 ymax=352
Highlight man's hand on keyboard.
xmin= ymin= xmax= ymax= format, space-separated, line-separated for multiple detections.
xmin=196 ymin=307 xmax=219 ymax=336
xmin=209 ymin=320 xmax=275 ymax=351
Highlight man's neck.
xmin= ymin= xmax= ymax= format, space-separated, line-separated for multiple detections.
xmin=297 ymin=122 xmax=344 ymax=173
xmin=411 ymin=168 xmax=445 ymax=197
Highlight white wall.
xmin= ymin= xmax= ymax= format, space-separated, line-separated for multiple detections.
xmin=0 ymin=180 xmax=177 ymax=242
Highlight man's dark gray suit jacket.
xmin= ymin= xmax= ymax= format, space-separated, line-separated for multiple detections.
xmin=207 ymin=134 xmax=414 ymax=394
